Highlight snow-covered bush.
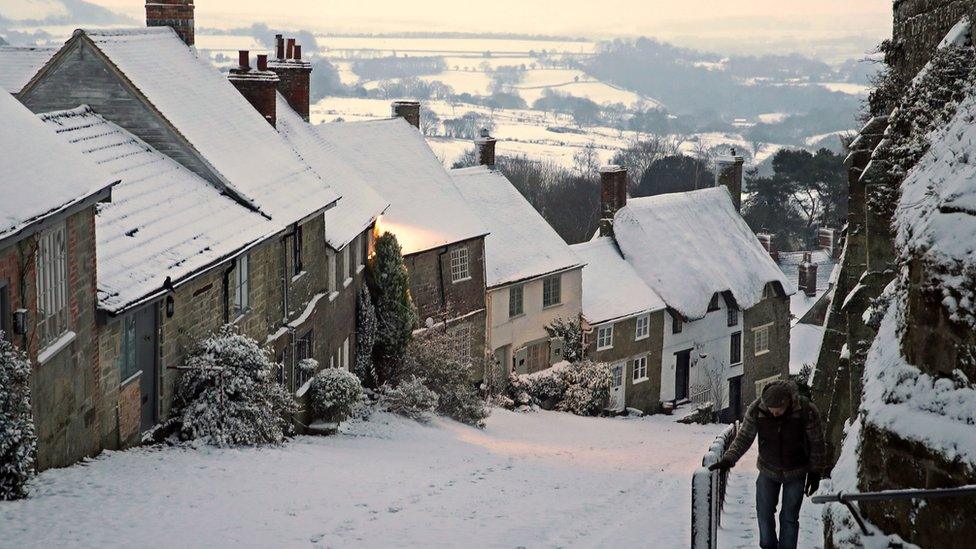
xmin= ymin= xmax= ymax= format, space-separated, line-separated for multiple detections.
xmin=399 ymin=329 xmax=489 ymax=427
xmin=368 ymin=232 xmax=417 ymax=385
xmin=381 ymin=376 xmax=438 ymax=422
xmin=308 ymin=368 xmax=364 ymax=423
xmin=354 ymin=285 xmax=378 ymax=387
xmin=173 ymin=326 xmax=297 ymax=446
xmin=0 ymin=334 xmax=36 ymax=500
xmin=545 ymin=318 xmax=583 ymax=362
xmin=555 ymin=360 xmax=612 ymax=416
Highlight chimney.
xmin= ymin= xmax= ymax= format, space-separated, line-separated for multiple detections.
xmin=757 ymin=232 xmax=779 ymax=263
xmin=798 ymin=252 xmax=818 ymax=297
xmin=599 ymin=165 xmax=627 ymax=237
xmin=475 ymin=128 xmax=497 ymax=167
xmin=714 ymin=148 xmax=744 ymax=212
xmin=818 ymin=227 xmax=841 ymax=260
xmin=392 ymin=100 xmax=421 ymax=129
xmin=146 ymin=0 xmax=195 ymax=46
xmin=228 ymin=50 xmax=280 ymax=127
xmin=267 ymin=37 xmax=313 ymax=122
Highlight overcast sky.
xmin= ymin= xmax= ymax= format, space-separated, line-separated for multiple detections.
xmin=28 ymin=0 xmax=893 ymax=58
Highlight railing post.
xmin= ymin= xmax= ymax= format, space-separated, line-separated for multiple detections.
xmin=692 ymin=467 xmax=715 ymax=549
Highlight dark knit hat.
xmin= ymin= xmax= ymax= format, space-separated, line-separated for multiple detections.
xmin=762 ymin=382 xmax=792 ymax=408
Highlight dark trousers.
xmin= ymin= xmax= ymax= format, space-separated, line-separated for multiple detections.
xmin=755 ymin=472 xmax=804 ymax=549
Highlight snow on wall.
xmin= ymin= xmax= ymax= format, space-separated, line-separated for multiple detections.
xmin=612 ymin=187 xmax=793 ymax=320
xmin=38 ymin=106 xmax=278 ymax=313
xmin=0 ymin=91 xmax=114 ymax=241
xmin=275 ymin=95 xmax=389 ymax=250
xmin=451 ymin=166 xmax=581 ymax=288
xmin=80 ymin=28 xmax=339 ymax=224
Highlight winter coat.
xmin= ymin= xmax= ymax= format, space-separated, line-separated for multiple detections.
xmin=720 ymin=380 xmax=827 ymax=479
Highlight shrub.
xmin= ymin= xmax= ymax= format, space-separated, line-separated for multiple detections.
xmin=557 ymin=360 xmax=612 ymax=416
xmin=399 ymin=328 xmax=489 ymax=427
xmin=308 ymin=368 xmax=364 ymax=423
xmin=381 ymin=377 xmax=439 ymax=422
xmin=173 ymin=326 xmax=297 ymax=446
xmin=0 ymin=334 xmax=36 ymax=500
xmin=354 ymin=285 xmax=378 ymax=387
xmin=545 ymin=318 xmax=583 ymax=362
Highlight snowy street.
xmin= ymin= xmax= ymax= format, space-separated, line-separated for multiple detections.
xmin=0 ymin=409 xmax=733 ymax=548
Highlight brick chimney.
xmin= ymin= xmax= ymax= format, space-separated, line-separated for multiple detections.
xmin=392 ymin=100 xmax=421 ymax=129
xmin=599 ymin=165 xmax=627 ymax=237
xmin=146 ymin=0 xmax=195 ymax=46
xmin=818 ymin=227 xmax=841 ymax=260
xmin=798 ymin=252 xmax=818 ymax=297
xmin=714 ymin=148 xmax=744 ymax=212
xmin=228 ymin=51 xmax=280 ymax=127
xmin=267 ymin=35 xmax=312 ymax=121
xmin=475 ymin=128 xmax=497 ymax=168
xmin=757 ymin=232 xmax=779 ymax=263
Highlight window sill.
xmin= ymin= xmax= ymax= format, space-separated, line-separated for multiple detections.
xmin=508 ymin=312 xmax=525 ymax=320
xmin=328 ymin=291 xmax=340 ymax=302
xmin=38 ymin=330 xmax=76 ymax=364
xmin=292 ymin=270 xmax=307 ymax=283
xmin=596 ymin=345 xmax=613 ymax=352
xmin=356 ymin=264 xmax=365 ymax=274
xmin=343 ymin=277 xmax=353 ymax=289
xmin=230 ymin=308 xmax=251 ymax=325
xmin=635 ymin=334 xmax=649 ymax=342
xmin=633 ymin=376 xmax=649 ymax=384
xmin=120 ymin=370 xmax=142 ymax=388
xmin=755 ymin=349 xmax=770 ymax=357
xmin=451 ymin=276 xmax=472 ymax=285
xmin=542 ymin=303 xmax=562 ymax=310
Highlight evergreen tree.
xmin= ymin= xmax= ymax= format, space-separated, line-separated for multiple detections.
xmin=0 ymin=334 xmax=36 ymax=500
xmin=354 ymin=285 xmax=378 ymax=388
xmin=367 ymin=232 xmax=417 ymax=384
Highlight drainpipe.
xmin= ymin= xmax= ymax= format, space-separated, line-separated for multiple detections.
xmin=436 ymin=247 xmax=449 ymax=315
xmin=221 ymin=259 xmax=235 ymax=324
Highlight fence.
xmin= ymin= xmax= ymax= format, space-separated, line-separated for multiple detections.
xmin=689 ymin=384 xmax=712 ymax=406
xmin=691 ymin=421 xmax=739 ymax=549
xmin=811 ymin=485 xmax=976 ymax=536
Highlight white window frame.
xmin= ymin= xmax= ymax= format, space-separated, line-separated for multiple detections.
xmin=508 ymin=284 xmax=524 ymax=318
xmin=596 ymin=324 xmax=614 ymax=351
xmin=450 ymin=247 xmax=470 ymax=283
xmin=634 ymin=314 xmax=650 ymax=341
xmin=342 ymin=337 xmax=350 ymax=370
xmin=451 ymin=323 xmax=472 ymax=361
xmin=542 ymin=274 xmax=561 ymax=308
xmin=632 ymin=355 xmax=648 ymax=382
xmin=753 ymin=323 xmax=772 ymax=356
xmin=231 ymin=254 xmax=250 ymax=318
xmin=36 ymin=222 xmax=68 ymax=348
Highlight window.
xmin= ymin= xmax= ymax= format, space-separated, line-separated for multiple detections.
xmin=334 ymin=248 xmax=343 ymax=290
xmin=671 ymin=311 xmax=683 ymax=334
xmin=596 ymin=325 xmax=613 ymax=350
xmin=295 ymin=331 xmax=314 ymax=388
xmin=727 ymin=305 xmax=739 ymax=327
xmin=292 ymin=225 xmax=304 ymax=276
xmin=342 ymin=244 xmax=351 ymax=282
xmin=509 ymin=284 xmax=524 ymax=318
xmin=0 ymin=282 xmax=10 ymax=340
xmin=327 ymin=249 xmax=337 ymax=293
xmin=120 ymin=314 xmax=138 ymax=381
xmin=450 ymin=247 xmax=470 ymax=283
xmin=635 ymin=314 xmax=650 ymax=340
xmin=542 ymin=275 xmax=561 ymax=308
xmin=451 ymin=323 xmax=472 ymax=361
xmin=754 ymin=324 xmax=771 ymax=355
xmin=526 ymin=340 xmax=548 ymax=373
xmin=632 ymin=355 xmax=648 ymax=382
xmin=707 ymin=294 xmax=720 ymax=312
xmin=231 ymin=254 xmax=250 ymax=317
xmin=37 ymin=223 xmax=68 ymax=347
xmin=762 ymin=283 xmax=779 ymax=300
xmin=360 ymin=232 xmax=368 ymax=267
xmin=730 ymin=331 xmax=742 ymax=365
xmin=342 ymin=337 xmax=350 ymax=370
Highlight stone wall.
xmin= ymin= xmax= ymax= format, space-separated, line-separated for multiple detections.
xmin=741 ymin=291 xmax=791 ymax=407
xmin=893 ymin=0 xmax=976 ymax=77
xmin=587 ymin=311 xmax=665 ymax=413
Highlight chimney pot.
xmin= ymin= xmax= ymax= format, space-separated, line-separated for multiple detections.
xmin=294 ymin=44 xmax=302 ymax=60
xmin=391 ymin=100 xmax=421 ymax=129
xmin=256 ymin=54 xmax=268 ymax=71
xmin=238 ymin=50 xmax=250 ymax=70
xmin=286 ymin=38 xmax=296 ymax=59
xmin=275 ymin=34 xmax=285 ymax=60
xmin=475 ymin=129 xmax=497 ymax=167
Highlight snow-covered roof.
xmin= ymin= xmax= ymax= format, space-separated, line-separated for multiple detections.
xmin=73 ymin=27 xmax=339 ymax=223
xmin=39 ymin=106 xmax=278 ymax=313
xmin=313 ymin=118 xmax=488 ymax=255
xmin=275 ymin=96 xmax=389 ymax=250
xmin=0 ymin=91 xmax=115 ymax=243
xmin=778 ymin=250 xmax=838 ymax=320
xmin=0 ymin=45 xmax=56 ymax=93
xmin=570 ymin=237 xmax=666 ymax=325
xmin=451 ymin=166 xmax=581 ymax=288
xmin=612 ymin=187 xmax=793 ymax=319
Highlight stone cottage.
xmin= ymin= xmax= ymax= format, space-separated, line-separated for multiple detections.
xmin=451 ymin=133 xmax=584 ymax=378
xmin=0 ymin=91 xmax=116 ymax=469
xmin=592 ymin=164 xmax=792 ymax=419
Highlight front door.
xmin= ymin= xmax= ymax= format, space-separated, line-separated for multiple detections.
xmin=675 ymin=349 xmax=691 ymax=401
xmin=608 ymin=362 xmax=626 ymax=412
xmin=728 ymin=375 xmax=743 ymax=420
xmin=134 ymin=305 xmax=158 ymax=431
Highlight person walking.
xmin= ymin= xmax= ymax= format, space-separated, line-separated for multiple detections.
xmin=709 ymin=379 xmax=827 ymax=549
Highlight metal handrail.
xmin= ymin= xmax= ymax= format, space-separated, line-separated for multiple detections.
xmin=691 ymin=421 xmax=739 ymax=549
xmin=811 ymin=485 xmax=976 ymax=536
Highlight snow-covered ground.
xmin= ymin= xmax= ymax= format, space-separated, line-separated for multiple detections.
xmin=719 ymin=444 xmax=825 ymax=548
xmin=0 ymin=409 xmax=739 ymax=548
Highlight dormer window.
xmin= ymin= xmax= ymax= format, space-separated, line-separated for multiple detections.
xmin=707 ymin=294 xmax=720 ymax=312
